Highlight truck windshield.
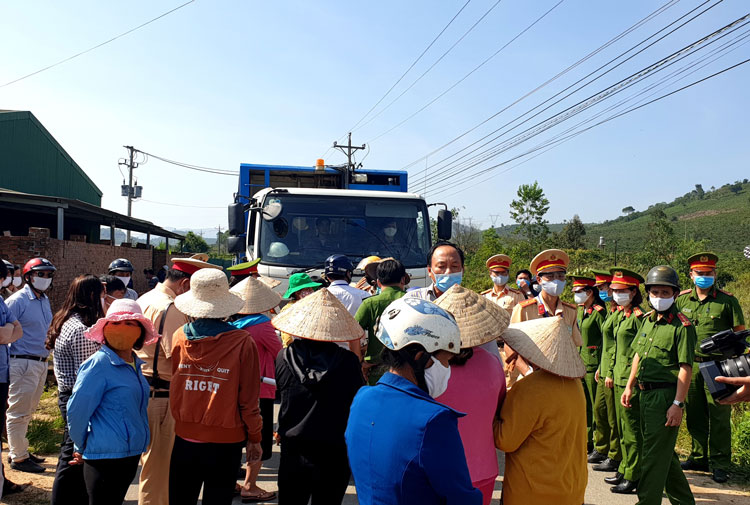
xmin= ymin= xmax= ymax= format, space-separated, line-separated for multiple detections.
xmin=258 ymin=194 xmax=431 ymax=268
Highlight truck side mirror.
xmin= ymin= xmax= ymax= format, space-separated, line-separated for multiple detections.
xmin=437 ymin=209 xmax=452 ymax=240
xmin=228 ymin=203 xmax=244 ymax=235
xmin=226 ymin=236 xmax=245 ymax=254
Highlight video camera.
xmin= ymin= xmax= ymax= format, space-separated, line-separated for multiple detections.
xmin=699 ymin=329 xmax=750 ymax=400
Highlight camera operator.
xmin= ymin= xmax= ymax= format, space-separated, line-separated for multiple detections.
xmin=676 ymin=252 xmax=745 ymax=483
xmin=621 ymin=265 xmax=696 ymax=504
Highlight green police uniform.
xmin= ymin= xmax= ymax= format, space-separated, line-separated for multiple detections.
xmin=632 ymin=306 xmax=696 ymax=505
xmin=578 ymin=301 xmax=606 ymax=450
xmin=677 ymin=283 xmax=745 ymax=470
xmin=594 ymin=304 xmax=622 ymax=461
xmin=355 ymin=286 xmax=406 ymax=385
xmin=612 ymin=305 xmax=645 ymax=482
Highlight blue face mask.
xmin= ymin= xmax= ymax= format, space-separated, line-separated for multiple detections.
xmin=599 ymin=289 xmax=612 ymax=302
xmin=694 ymin=275 xmax=715 ymax=289
xmin=434 ymin=271 xmax=463 ymax=292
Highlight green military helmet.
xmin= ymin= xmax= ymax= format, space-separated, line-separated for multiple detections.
xmin=686 ymin=251 xmax=718 ymax=270
xmin=645 ymin=265 xmax=680 ymax=290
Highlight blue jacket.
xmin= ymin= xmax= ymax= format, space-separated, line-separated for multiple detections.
xmin=345 ymin=373 xmax=482 ymax=505
xmin=67 ymin=345 xmax=150 ymax=460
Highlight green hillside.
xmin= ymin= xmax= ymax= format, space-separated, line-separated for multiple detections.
xmin=584 ymin=180 xmax=750 ymax=253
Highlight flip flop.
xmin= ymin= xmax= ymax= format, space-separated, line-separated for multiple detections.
xmin=241 ymin=490 xmax=277 ymax=503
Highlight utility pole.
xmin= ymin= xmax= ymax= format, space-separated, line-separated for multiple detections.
xmin=121 ymin=146 xmax=137 ymax=244
xmin=332 ymin=132 xmax=365 ymax=188
xmin=217 ymin=225 xmax=222 ymax=254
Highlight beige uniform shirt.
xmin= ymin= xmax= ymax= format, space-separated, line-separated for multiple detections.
xmin=136 ymin=283 xmax=189 ymax=383
xmin=482 ymin=285 xmax=525 ymax=314
xmin=510 ymin=295 xmax=582 ymax=346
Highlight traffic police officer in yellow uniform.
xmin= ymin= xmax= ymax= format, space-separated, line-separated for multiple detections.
xmin=622 ymin=265 xmax=696 ymax=505
xmin=509 ymin=250 xmax=581 ymax=383
xmin=481 ymin=254 xmax=524 ymax=314
xmin=570 ymin=274 xmax=607 ymax=456
xmin=677 ymin=252 xmax=746 ymax=483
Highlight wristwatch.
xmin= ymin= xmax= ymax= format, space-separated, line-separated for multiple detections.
xmin=673 ymin=400 xmax=685 ymax=409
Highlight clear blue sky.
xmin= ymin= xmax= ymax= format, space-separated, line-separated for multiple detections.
xmin=2 ymin=0 xmax=748 ymax=234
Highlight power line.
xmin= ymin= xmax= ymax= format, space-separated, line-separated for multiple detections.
xmin=1 ymin=1 xmax=195 ymax=88
xmin=135 ymin=149 xmax=238 ymax=176
xmin=139 ymin=199 xmax=225 ymax=209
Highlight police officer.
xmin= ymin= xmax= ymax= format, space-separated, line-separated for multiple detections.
xmin=604 ymin=268 xmax=645 ymax=494
xmin=481 ymin=254 xmax=524 ymax=314
xmin=677 ymin=252 xmax=745 ymax=483
xmin=622 ymin=265 xmax=696 ymax=505
xmin=570 ymin=275 xmax=607 ymax=457
xmin=590 ymin=269 xmax=622 ymax=468
xmin=108 ymin=258 xmax=138 ymax=300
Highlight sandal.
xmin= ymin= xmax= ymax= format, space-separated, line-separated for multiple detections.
xmin=3 ymin=479 xmax=30 ymax=495
xmin=241 ymin=490 xmax=277 ymax=503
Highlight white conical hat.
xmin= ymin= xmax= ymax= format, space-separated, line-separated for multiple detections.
xmin=435 ymin=284 xmax=510 ymax=348
xmin=501 ymin=316 xmax=585 ymax=378
xmin=230 ymin=276 xmax=282 ymax=315
xmin=271 ymin=289 xmax=364 ymax=342
xmin=258 ymin=276 xmax=281 ymax=289
xmin=174 ymin=269 xmax=244 ymax=319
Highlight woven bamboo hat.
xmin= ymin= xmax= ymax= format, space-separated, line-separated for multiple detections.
xmin=174 ymin=268 xmax=244 ymax=319
xmin=271 ymin=288 xmax=364 ymax=342
xmin=258 ymin=276 xmax=282 ymax=289
xmin=435 ymin=284 xmax=510 ymax=348
xmin=230 ymin=276 xmax=282 ymax=315
xmin=501 ymin=316 xmax=585 ymax=378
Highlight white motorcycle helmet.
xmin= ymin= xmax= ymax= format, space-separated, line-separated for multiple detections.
xmin=376 ymin=297 xmax=461 ymax=354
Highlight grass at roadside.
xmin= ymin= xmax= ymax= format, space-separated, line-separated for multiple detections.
xmin=26 ymin=387 xmax=64 ymax=455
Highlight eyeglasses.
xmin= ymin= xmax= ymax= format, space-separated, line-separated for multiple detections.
xmin=35 ymin=271 xmax=54 ymax=279
xmin=539 ymin=272 xmax=566 ymax=281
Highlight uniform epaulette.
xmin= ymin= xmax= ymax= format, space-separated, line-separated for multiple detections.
xmin=719 ymin=289 xmax=734 ymax=297
xmin=562 ymin=301 xmax=577 ymax=309
xmin=677 ymin=312 xmax=692 ymax=327
xmin=633 ymin=307 xmax=643 ymax=317
xmin=644 ymin=310 xmax=655 ymax=318
xmin=679 ymin=289 xmax=692 ymax=296
xmin=592 ymin=304 xmax=604 ymax=312
xmin=480 ymin=288 xmax=492 ymax=295
xmin=520 ymin=298 xmax=537 ymax=308
xmin=507 ymin=286 xmax=521 ymax=294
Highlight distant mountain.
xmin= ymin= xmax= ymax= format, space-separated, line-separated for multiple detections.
xmin=100 ymin=227 xmax=218 ymax=245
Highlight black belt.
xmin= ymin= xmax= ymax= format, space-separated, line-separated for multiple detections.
xmin=693 ymin=356 xmax=715 ymax=363
xmin=638 ymin=382 xmax=676 ymax=391
xmin=149 ymin=390 xmax=169 ymax=398
xmin=10 ymin=354 xmax=47 ymax=362
xmin=145 ymin=376 xmax=170 ymax=390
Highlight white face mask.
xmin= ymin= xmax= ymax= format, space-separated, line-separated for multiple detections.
xmin=613 ymin=291 xmax=632 ymax=306
xmin=541 ymin=279 xmax=566 ymax=297
xmin=650 ymin=296 xmax=674 ymax=312
xmin=12 ymin=276 xmax=22 ymax=287
xmin=383 ymin=227 xmax=397 ymax=238
xmin=31 ymin=277 xmax=52 ymax=292
xmin=1 ymin=277 xmax=10 ymax=288
xmin=117 ymin=274 xmax=131 ymax=281
xmin=574 ymin=291 xmax=589 ymax=305
xmin=424 ymin=356 xmax=451 ymax=398
xmin=492 ymin=274 xmax=509 ymax=287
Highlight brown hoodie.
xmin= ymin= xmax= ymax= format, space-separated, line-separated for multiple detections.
xmin=170 ymin=326 xmax=262 ymax=443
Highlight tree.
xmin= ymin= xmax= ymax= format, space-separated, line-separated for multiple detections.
xmin=560 ymin=215 xmax=587 ymax=250
xmin=452 ymin=216 xmax=482 ymax=256
xmin=646 ymin=209 xmax=676 ymax=263
xmin=730 ymin=183 xmax=743 ymax=194
xmin=509 ymin=181 xmax=549 ymax=248
xmin=694 ymin=184 xmax=704 ymax=199
xmin=183 ymin=231 xmax=209 ymax=253
xmin=622 ymin=206 xmax=635 ymax=215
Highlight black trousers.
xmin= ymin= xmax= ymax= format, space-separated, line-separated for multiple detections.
xmin=51 ymin=389 xmax=88 ymax=504
xmin=260 ymin=398 xmax=274 ymax=461
xmin=169 ymin=436 xmax=243 ymax=505
xmin=82 ymin=455 xmax=139 ymax=505
xmin=0 ymin=381 xmax=7 ymax=480
xmin=278 ymin=439 xmax=350 ymax=505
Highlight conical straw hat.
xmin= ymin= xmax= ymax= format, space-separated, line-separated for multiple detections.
xmin=258 ymin=276 xmax=281 ymax=289
xmin=435 ymin=284 xmax=510 ymax=348
xmin=174 ymin=269 xmax=244 ymax=319
xmin=500 ymin=317 xmax=585 ymax=378
xmin=271 ymin=289 xmax=364 ymax=342
xmin=230 ymin=276 xmax=282 ymax=315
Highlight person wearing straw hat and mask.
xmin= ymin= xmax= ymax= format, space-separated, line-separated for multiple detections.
xmin=509 ymin=249 xmax=581 ymax=382
xmin=481 ymin=254 xmax=524 ymax=314
xmin=66 ymin=299 xmax=155 ymax=505
xmin=434 ymin=285 xmax=509 ymax=505
xmin=346 ymin=296 xmax=482 ymax=505
xmin=603 ymin=268 xmax=646 ymax=494
xmin=495 ymin=317 xmax=588 ymax=505
xmin=229 ymin=276 xmax=283 ymax=503
xmin=227 ymin=258 xmax=282 ymax=290
xmin=569 ymin=274 xmax=607 ymax=459
xmin=588 ymin=269 xmax=623 ymax=469
xmin=279 ymin=272 xmax=322 ymax=348
xmin=134 ymin=253 xmax=222 ymax=505
xmin=272 ymin=289 xmax=365 ymax=505
xmin=354 ymin=256 xmax=382 ymax=295
xmin=621 ymin=265 xmax=696 ymax=505
xmin=169 ymin=269 xmax=263 ymax=505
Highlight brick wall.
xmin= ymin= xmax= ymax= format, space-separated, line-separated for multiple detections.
xmin=0 ymin=228 xmax=174 ymax=313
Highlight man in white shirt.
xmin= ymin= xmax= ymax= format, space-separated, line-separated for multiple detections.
xmin=324 ymin=254 xmax=369 ymax=358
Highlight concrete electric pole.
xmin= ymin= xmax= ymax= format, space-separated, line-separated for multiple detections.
xmin=332 ymin=133 xmax=365 ymax=188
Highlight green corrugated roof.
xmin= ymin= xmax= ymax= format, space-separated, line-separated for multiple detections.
xmin=0 ymin=110 xmax=103 ymax=205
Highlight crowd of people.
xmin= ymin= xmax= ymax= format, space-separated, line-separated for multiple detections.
xmin=0 ymin=242 xmax=745 ymax=504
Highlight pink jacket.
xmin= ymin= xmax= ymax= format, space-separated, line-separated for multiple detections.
xmin=245 ymin=321 xmax=283 ymax=399
xmin=436 ymin=347 xmax=506 ymax=483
